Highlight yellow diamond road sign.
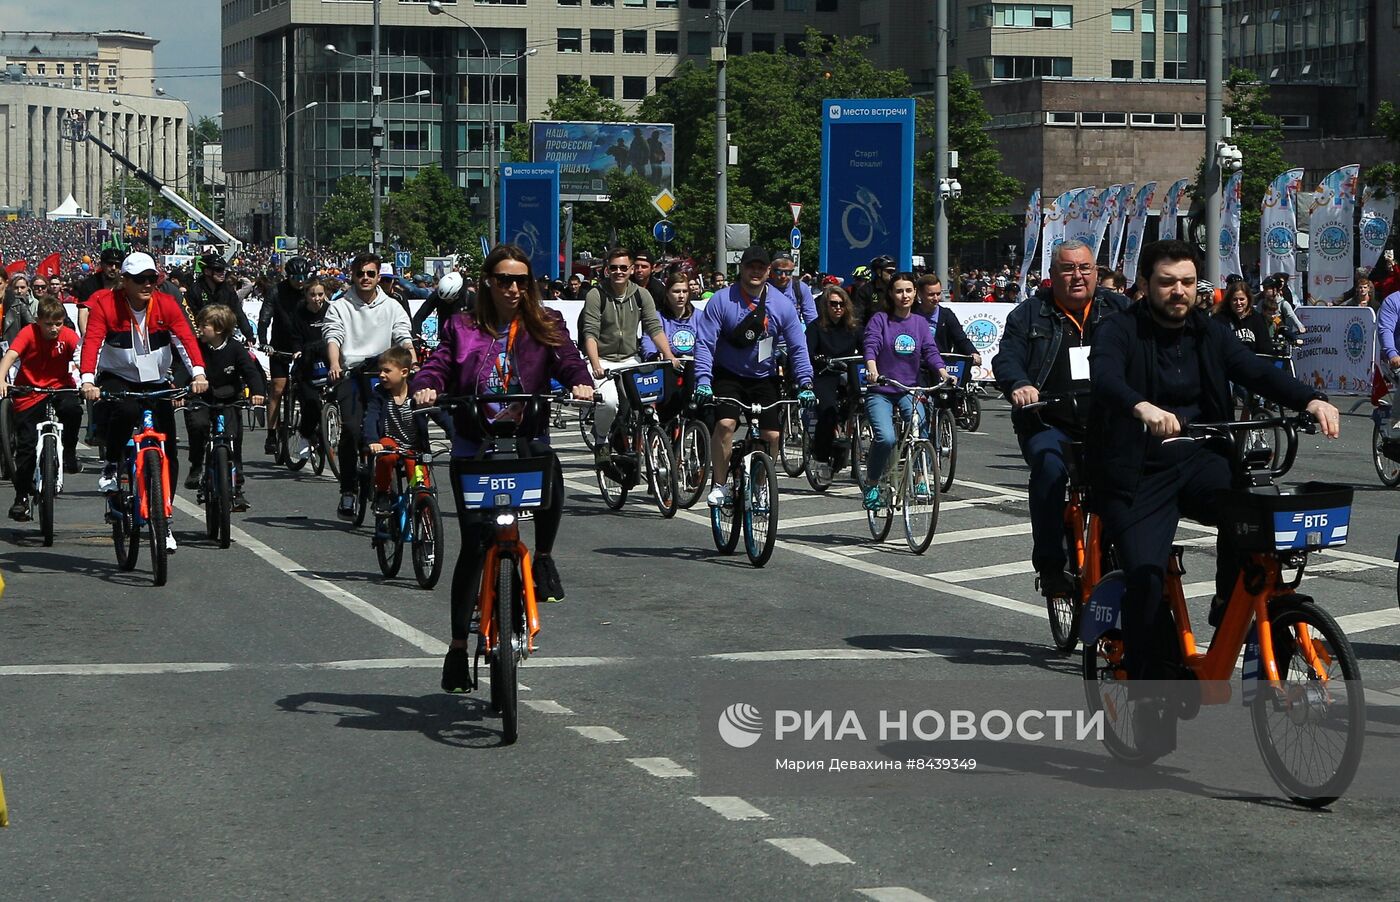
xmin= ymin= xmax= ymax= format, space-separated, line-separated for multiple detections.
xmin=651 ymin=189 xmax=676 ymax=218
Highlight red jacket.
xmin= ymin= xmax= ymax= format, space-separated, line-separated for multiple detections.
xmin=79 ymin=287 xmax=205 ymax=383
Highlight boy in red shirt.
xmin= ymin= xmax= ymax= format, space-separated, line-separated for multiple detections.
xmin=0 ymin=296 xmax=82 ymax=520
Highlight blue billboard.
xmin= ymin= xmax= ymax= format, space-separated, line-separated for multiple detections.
xmin=819 ymin=99 xmax=916 ymax=278
xmin=531 ymin=121 xmax=674 ymax=201
xmin=499 ymin=162 xmax=560 ymax=280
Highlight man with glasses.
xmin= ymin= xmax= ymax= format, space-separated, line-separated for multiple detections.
xmin=767 ymin=251 xmax=817 ymax=326
xmin=579 ymin=247 xmax=676 ymax=463
xmin=257 ymin=255 xmax=314 ymax=455
xmin=74 ymin=247 xmax=126 ymax=335
xmin=79 ymin=252 xmax=208 ymax=554
xmin=994 ymin=239 xmax=1129 ymax=599
xmin=325 ymin=252 xmax=415 ymax=519
xmin=186 ymin=253 xmax=256 ymax=344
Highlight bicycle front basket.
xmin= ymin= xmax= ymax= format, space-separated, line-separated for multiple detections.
xmin=621 ymin=364 xmax=669 ymax=407
xmin=945 ymin=358 xmax=973 ymax=386
xmin=1219 ymin=482 xmax=1353 ymax=553
xmin=450 ymin=455 xmax=553 ymax=510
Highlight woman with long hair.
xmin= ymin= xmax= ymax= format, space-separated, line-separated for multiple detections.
xmin=2 ymin=274 xmax=36 ymax=343
xmin=805 ymin=285 xmax=863 ymax=481
xmin=411 ymin=244 xmax=594 ymax=694
xmin=643 ymin=271 xmax=699 ymax=358
xmin=1213 ymin=279 xmax=1271 ymax=354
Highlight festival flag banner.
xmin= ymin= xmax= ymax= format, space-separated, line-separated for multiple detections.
xmin=1108 ymin=183 xmax=1136 ymax=271
xmin=1307 ymin=164 xmax=1360 ymax=304
xmin=1018 ymin=189 xmax=1041 ymax=286
xmin=1040 ymin=189 xmax=1077 ymax=276
xmin=36 ymin=253 xmax=61 ymax=279
xmin=1066 ymin=186 xmax=1099 ymax=247
xmin=820 ymin=99 xmax=916 ymax=276
xmin=1260 ymin=168 xmax=1304 ymax=280
xmin=1159 ymin=178 xmax=1189 ymax=241
xmin=1359 ymin=185 xmax=1397 ymax=274
xmin=1090 ymin=185 xmax=1116 ymax=259
xmin=499 ymin=162 xmax=561 ymax=279
xmin=1121 ymin=181 xmax=1158 ymax=283
xmin=1219 ymin=171 xmax=1243 ymax=280
xmin=4 ymin=260 xmax=26 ymax=277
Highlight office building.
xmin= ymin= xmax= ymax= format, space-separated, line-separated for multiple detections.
xmin=0 ymin=31 xmax=159 ymax=97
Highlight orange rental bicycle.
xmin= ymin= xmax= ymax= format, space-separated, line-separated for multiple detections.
xmin=1083 ymin=413 xmax=1365 ymax=806
xmin=103 ymin=388 xmax=186 ymax=587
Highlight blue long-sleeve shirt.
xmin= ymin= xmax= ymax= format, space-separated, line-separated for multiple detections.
xmin=694 ymin=284 xmax=814 ymax=386
xmin=768 ymin=278 xmax=818 ymax=326
xmin=864 ymin=311 xmax=946 ymax=395
xmin=642 ymin=312 xmax=700 ymax=359
xmin=1379 ymin=290 xmax=1400 ymax=360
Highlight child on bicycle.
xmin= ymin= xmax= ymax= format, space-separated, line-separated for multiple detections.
xmin=0 ymin=296 xmax=82 ymax=521
xmin=364 ymin=346 xmax=445 ymax=516
xmin=184 ymin=304 xmax=266 ymax=512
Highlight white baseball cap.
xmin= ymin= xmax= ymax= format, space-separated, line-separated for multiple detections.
xmin=379 ymin=262 xmax=395 ymax=277
xmin=121 ymin=252 xmax=158 ymax=276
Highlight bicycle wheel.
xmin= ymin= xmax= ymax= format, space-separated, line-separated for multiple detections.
xmin=310 ymin=428 xmax=327 ymax=476
xmin=37 ymin=438 xmax=56 ymax=547
xmin=675 ymin=418 xmax=710 ymax=509
xmin=489 ymin=555 xmax=520 ymax=745
xmin=1082 ymin=613 xmax=1161 ymax=766
xmin=411 ymin=491 xmax=444 ymax=589
xmin=595 ymin=431 xmax=630 ymax=510
xmin=960 ymin=393 xmax=983 ymax=433
xmin=645 ymin=423 xmax=679 ymax=518
xmin=1250 ymin=597 xmax=1365 ymax=807
xmin=0 ymin=397 xmax=15 ymax=479
xmin=579 ymin=405 xmax=598 ymax=451
xmin=322 ymin=401 xmax=342 ymax=479
xmin=1047 ymin=594 xmax=1082 ymax=655
xmin=112 ymin=471 xmax=139 ymax=571
xmin=936 ymin=409 xmax=957 ymax=493
xmin=283 ymin=394 xmax=307 ymax=472
xmin=743 ymin=451 xmax=780 ymax=567
xmin=143 ymin=449 xmax=169 ymax=587
xmin=211 ymin=446 xmax=233 ymax=549
xmin=866 ymin=481 xmax=893 ymax=542
xmin=851 ymin=409 xmax=873 ymax=488
xmin=710 ymin=464 xmax=741 ymax=554
xmin=376 ymin=473 xmax=405 ymax=578
xmin=352 ymin=463 xmax=372 ymax=528
xmin=780 ymin=405 xmax=806 ymax=477
xmin=1373 ymin=421 xmax=1400 ymax=487
xmin=902 ymin=440 xmax=940 ymax=555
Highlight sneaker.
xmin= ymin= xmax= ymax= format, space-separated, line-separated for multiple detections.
xmin=862 ymin=485 xmax=882 ymax=511
xmin=8 ymin=497 xmax=31 ymax=522
xmin=63 ymin=449 xmax=80 ymax=474
xmin=811 ymin=460 xmax=832 ymax=482
xmin=441 ymin=647 xmax=472 ymax=693
xmin=336 ymin=493 xmax=357 ymax=520
xmin=232 ymin=491 xmax=250 ymax=513
xmin=706 ymin=484 xmax=732 ymax=507
xmin=98 ymin=464 xmax=119 ymax=493
xmin=1207 ymin=594 xmax=1228 ymax=628
xmin=1037 ymin=568 xmax=1074 ymax=598
xmin=372 ymin=492 xmax=395 ymax=516
xmin=264 ymin=434 xmax=278 ymax=455
xmin=534 ymin=554 xmax=565 ymax=603
xmin=294 ymin=436 xmax=312 ymax=461
xmin=184 ymin=472 xmax=201 ymax=490
xmin=165 ymin=530 xmax=178 ymax=554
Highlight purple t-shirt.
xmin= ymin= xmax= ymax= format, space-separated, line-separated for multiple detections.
xmin=863 ymin=310 xmax=946 ymax=395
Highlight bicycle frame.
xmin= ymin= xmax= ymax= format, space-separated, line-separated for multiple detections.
xmin=28 ymin=393 xmax=68 ymax=497
xmin=370 ymin=446 xmax=436 ymax=542
xmin=477 ymin=516 xmax=542 ymax=658
xmin=129 ymin=409 xmax=173 ymax=522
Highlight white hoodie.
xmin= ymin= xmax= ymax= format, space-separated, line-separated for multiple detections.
xmin=322 ymin=287 xmax=413 ymax=368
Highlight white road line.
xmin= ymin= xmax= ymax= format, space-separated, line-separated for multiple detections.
xmin=1182 ymin=559 xmax=1381 ymax=600
xmin=170 ymin=494 xmax=448 ymax=655
xmin=926 ymin=522 xmax=1033 ymax=545
xmin=936 ymin=560 xmax=1033 ymax=583
xmin=1335 ymin=607 xmax=1400 ymax=634
xmin=856 ymin=887 xmax=937 ymax=902
xmin=707 ymin=648 xmax=947 ymax=662
xmin=568 ymin=725 xmax=628 ymax=743
xmin=627 ymin=757 xmax=694 ymax=778
xmin=523 ymin=699 xmax=576 ymax=714
xmin=1317 ymin=547 xmax=1396 ymax=569
xmin=765 ymin=837 xmax=854 ymax=866
xmin=745 ymin=495 xmax=1023 ymax=532
xmin=692 ymin=796 xmax=770 ymax=820
xmin=0 ymin=662 xmax=235 ymax=676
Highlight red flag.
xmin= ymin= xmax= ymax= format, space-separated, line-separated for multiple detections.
xmin=37 ymin=253 xmax=61 ymax=279
xmin=4 ymin=260 xmax=27 ymax=277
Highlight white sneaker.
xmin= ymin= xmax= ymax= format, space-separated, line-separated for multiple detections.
xmin=295 ymin=436 xmax=312 ymax=461
xmin=706 ymin=484 xmax=732 ymax=507
xmin=165 ymin=530 xmax=178 ymax=553
xmin=98 ymin=466 xmax=118 ymax=493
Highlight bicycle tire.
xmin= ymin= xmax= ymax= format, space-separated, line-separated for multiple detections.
xmin=211 ymin=445 xmax=233 ymax=549
xmin=1373 ymin=421 xmax=1400 ymax=487
xmin=1082 ymin=635 xmax=1163 ymax=766
xmin=411 ymin=491 xmax=444 ymax=589
xmin=1250 ymin=597 xmax=1365 ymax=807
xmin=743 ymin=451 xmax=780 ymax=567
xmin=710 ymin=464 xmax=741 ymax=554
xmin=779 ymin=405 xmax=806 ymax=477
xmin=866 ymin=485 xmax=893 ymax=542
xmin=1047 ymin=595 xmax=1081 ymax=654
xmin=676 ymin=418 xmax=710 ymax=509
xmin=596 ymin=435 xmax=630 ymax=510
xmin=143 ymin=449 xmax=169 ymax=587
xmin=645 ymin=422 xmax=679 ymax=518
xmin=936 ymin=409 xmax=957 ymax=493
xmin=851 ymin=409 xmax=873 ymax=488
xmin=310 ymin=430 xmax=326 ymax=476
xmin=112 ymin=468 xmax=139 ymax=571
xmin=322 ymin=401 xmax=342 ymax=479
xmin=352 ymin=463 xmax=372 ymax=528
xmin=579 ymin=405 xmax=598 ymax=451
xmin=961 ymin=393 xmax=982 ymax=433
xmin=283 ymin=394 xmax=307 ymax=472
xmin=491 ymin=556 xmax=520 ymax=745
xmin=902 ymin=440 xmax=939 ymax=555
xmin=0 ymin=397 xmax=15 ymax=479
xmin=376 ymin=472 xmax=406 ymax=578
xmin=38 ymin=438 xmax=57 ymax=547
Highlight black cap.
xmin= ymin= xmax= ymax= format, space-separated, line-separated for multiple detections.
xmin=100 ymin=247 xmax=125 ymax=264
xmin=1262 ymin=274 xmax=1285 ymax=289
xmin=634 ymin=251 xmax=653 ymax=264
xmin=772 ymin=250 xmax=795 ymax=265
xmin=871 ymin=254 xmax=896 ymax=270
xmin=739 ymin=246 xmax=771 ymax=267
xmin=201 ymin=253 xmax=227 ymax=271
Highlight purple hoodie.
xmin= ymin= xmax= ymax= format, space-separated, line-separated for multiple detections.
xmin=864 ymin=310 xmax=946 ymax=395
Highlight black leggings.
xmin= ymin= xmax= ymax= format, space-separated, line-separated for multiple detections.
xmin=448 ymin=445 xmax=565 ymax=642
xmin=97 ymin=375 xmax=181 ymax=490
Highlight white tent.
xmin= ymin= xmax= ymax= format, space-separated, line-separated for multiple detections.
xmin=46 ymin=193 xmax=96 ymax=221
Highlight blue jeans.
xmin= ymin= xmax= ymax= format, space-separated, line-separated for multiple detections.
xmin=865 ymin=392 xmax=913 ymax=485
xmin=1017 ymin=426 xmax=1072 ymax=576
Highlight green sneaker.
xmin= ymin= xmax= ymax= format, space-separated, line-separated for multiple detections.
xmin=863 ymin=486 xmax=882 ymax=510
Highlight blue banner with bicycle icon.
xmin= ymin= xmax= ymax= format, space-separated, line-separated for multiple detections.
xmin=499 ymin=162 xmax=560 ymax=280
xmin=820 ymin=99 xmax=916 ymax=279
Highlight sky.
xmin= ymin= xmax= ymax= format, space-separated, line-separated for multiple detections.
xmin=0 ymin=0 xmax=222 ymax=120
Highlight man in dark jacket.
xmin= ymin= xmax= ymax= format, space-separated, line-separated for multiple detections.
xmin=186 ymin=254 xmax=256 ymax=342
xmin=917 ymin=274 xmax=979 ymax=362
xmin=852 ymin=254 xmax=896 ymax=323
xmin=287 ymin=277 xmax=333 ymax=462
xmin=258 ymin=255 xmax=313 ymax=454
xmin=1089 ymin=239 xmax=1337 ymax=689
xmin=73 ymin=246 xmax=126 ymax=334
xmin=994 ymin=239 xmax=1130 ymax=597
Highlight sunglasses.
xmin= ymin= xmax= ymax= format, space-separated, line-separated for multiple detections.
xmin=491 ymin=273 xmax=531 ymax=288
xmin=773 ymin=269 xmax=794 ymax=276
xmin=127 ymin=273 xmax=159 ymax=285
xmin=357 ymin=269 xmax=380 ymax=279
xmin=606 ymin=264 xmax=631 ymax=272
xmin=827 ymin=300 xmax=847 ymax=307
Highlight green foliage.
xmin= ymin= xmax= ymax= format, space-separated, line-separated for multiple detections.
xmin=568 ymin=170 xmax=667 ymax=258
xmin=192 ymin=116 xmax=222 ymax=148
xmin=1194 ymin=69 xmax=1290 ymax=253
xmin=504 ymin=80 xmax=628 ymax=164
xmin=1364 ymin=101 xmax=1400 ymax=197
xmin=315 ymin=176 xmax=374 ymax=253
xmin=385 ymin=165 xmax=480 ymax=262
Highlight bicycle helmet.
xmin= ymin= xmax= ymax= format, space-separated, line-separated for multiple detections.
xmin=284 ymin=256 xmax=312 ymax=282
xmin=436 ymin=271 xmax=465 ymax=300
xmin=852 ymin=265 xmax=872 ymax=280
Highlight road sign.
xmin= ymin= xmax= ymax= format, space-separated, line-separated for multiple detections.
xmin=725 ymin=250 xmax=742 ymax=265
xmin=790 ymin=227 xmax=802 ymax=250
xmin=653 ymin=220 xmax=677 ymax=244
xmin=395 ymin=251 xmax=412 ymax=271
xmin=651 ymin=189 xmax=677 ymax=218
xmin=480 ymin=236 xmax=491 ymax=258
xmin=274 ymin=236 xmax=290 ymax=253
xmin=789 ymin=202 xmax=803 ymax=226
xmin=792 ymin=249 xmax=800 ymax=271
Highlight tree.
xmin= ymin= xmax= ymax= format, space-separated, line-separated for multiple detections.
xmin=191 ymin=116 xmax=222 ymax=148
xmin=570 ymin=170 xmax=668 ymax=259
xmin=504 ymin=80 xmax=628 ymax=163
xmin=1364 ymin=101 xmax=1400 ymax=197
xmin=1194 ymin=69 xmax=1290 ymax=254
xmin=315 ymin=176 xmax=374 ymax=252
xmin=385 ymin=164 xmax=480 ymax=264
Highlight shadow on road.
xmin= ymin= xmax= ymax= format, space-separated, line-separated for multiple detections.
xmin=845 ymin=632 xmax=1080 ymax=676
xmin=276 ymin=690 xmax=507 ymax=748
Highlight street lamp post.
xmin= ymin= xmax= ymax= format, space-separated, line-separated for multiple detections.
xmin=236 ymin=69 xmax=288 ymax=238
xmin=714 ymin=0 xmax=752 ymax=274
xmin=1203 ymin=0 xmax=1224 ymax=285
xmin=428 ymin=0 xmax=497 ymax=243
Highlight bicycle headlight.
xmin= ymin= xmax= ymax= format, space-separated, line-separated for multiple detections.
xmin=495 ymin=511 xmax=517 ymax=527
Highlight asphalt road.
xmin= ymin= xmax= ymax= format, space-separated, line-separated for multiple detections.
xmin=3 ymin=395 xmax=1400 ymax=900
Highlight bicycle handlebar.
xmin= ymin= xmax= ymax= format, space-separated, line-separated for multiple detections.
xmin=183 ymin=398 xmax=255 ymax=410
xmin=876 ymin=376 xmax=955 ymax=395
xmin=704 ymin=396 xmax=799 ymax=418
xmin=6 ymin=386 xmax=79 ymax=396
xmin=98 ymin=388 xmax=190 ymax=401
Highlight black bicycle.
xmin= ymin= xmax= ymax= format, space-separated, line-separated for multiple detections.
xmin=187 ymin=398 xmax=251 ymax=549
xmin=7 ymin=387 xmax=77 ymax=547
xmin=594 ymin=361 xmax=679 ymax=518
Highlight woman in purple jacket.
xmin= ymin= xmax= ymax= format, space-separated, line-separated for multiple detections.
xmin=862 ymin=272 xmax=951 ymax=510
xmin=412 ymin=244 xmax=594 ymax=693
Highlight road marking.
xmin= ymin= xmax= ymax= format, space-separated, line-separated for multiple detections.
xmin=936 ymin=559 xmax=1033 ymax=583
xmin=766 ymin=837 xmax=854 ymax=866
xmin=1335 ymin=607 xmax=1400 ymax=634
xmin=569 ymin=725 xmax=627 ymax=743
xmin=708 ymin=648 xmax=947 ymax=662
xmin=0 ymin=661 xmax=235 ymax=676
xmin=170 ymin=494 xmax=448 ymax=655
xmin=628 ymin=757 xmax=694 ymax=778
xmin=856 ymin=888 xmax=937 ymax=902
xmin=926 ymin=522 xmax=1033 ymax=546
xmin=523 ymin=699 xmax=575 ymax=715
xmin=692 ymin=796 xmax=770 ymax=820
xmin=1183 ymin=559 xmax=1381 ymax=599
xmin=779 ymin=495 xmax=1022 ymax=531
